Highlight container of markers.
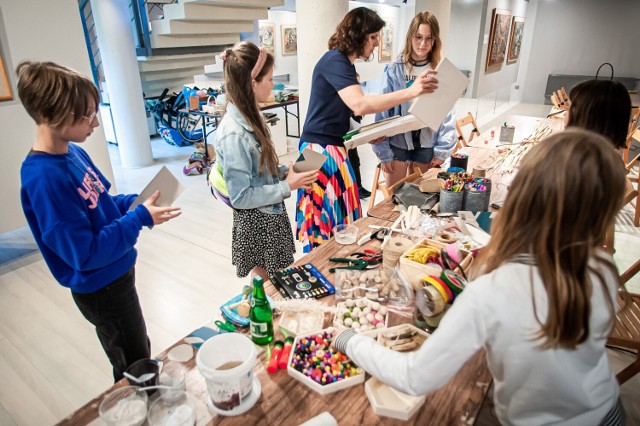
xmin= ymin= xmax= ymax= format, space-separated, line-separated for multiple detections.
xmin=439 ymin=173 xmax=471 ymax=213
xmin=449 ymin=153 xmax=469 ymax=171
xmin=461 ymin=178 xmax=491 ymax=211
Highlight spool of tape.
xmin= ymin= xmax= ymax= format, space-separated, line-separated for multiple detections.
xmin=441 ymin=269 xmax=465 ymax=297
xmin=416 ymin=283 xmax=445 ymax=317
xmin=434 ymin=231 xmax=457 ymax=244
xmin=423 ymin=275 xmax=453 ymax=304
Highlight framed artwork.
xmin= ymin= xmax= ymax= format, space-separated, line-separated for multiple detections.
xmin=281 ymin=25 xmax=297 ymax=56
xmin=0 ymin=41 xmax=12 ymax=101
xmin=378 ymin=19 xmax=393 ymax=62
xmin=506 ymin=17 xmax=525 ymax=65
xmin=258 ymin=22 xmax=275 ymax=55
xmin=485 ymin=8 xmax=511 ymax=72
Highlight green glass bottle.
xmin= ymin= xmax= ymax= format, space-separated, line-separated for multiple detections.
xmin=249 ymin=276 xmax=273 ymax=345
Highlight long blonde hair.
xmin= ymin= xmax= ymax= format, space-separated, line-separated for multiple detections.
xmin=474 ymin=130 xmax=626 ymax=349
xmin=401 ymin=12 xmax=442 ymax=75
xmin=222 ymin=41 xmax=278 ymax=176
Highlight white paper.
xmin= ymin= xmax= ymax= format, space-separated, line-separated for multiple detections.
xmin=129 ymin=166 xmax=185 ymax=210
xmin=344 ymin=57 xmax=468 ymax=150
xmin=293 ymin=148 xmax=328 ymax=172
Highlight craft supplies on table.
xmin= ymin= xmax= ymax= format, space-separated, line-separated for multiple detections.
xmin=287 ymin=329 xmax=364 ymax=395
xmin=399 ymin=238 xmax=472 ymax=290
xmin=333 ymin=298 xmax=389 ymax=332
xmin=365 ymin=377 xmax=426 ymax=421
xmin=270 ymin=263 xmax=335 ymax=300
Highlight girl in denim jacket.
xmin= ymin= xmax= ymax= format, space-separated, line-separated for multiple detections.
xmin=214 ymin=42 xmax=317 ymax=281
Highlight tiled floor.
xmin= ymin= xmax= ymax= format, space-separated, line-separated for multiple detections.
xmin=0 ymin=102 xmax=638 ymax=425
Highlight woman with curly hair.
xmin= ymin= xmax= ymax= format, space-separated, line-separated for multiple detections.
xmin=296 ymin=7 xmax=438 ymax=252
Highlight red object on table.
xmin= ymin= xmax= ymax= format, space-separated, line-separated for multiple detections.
xmin=267 ymin=341 xmax=284 ymax=374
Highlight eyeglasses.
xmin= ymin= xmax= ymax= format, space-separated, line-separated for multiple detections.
xmin=72 ymin=110 xmax=99 ymax=122
xmin=414 ymin=35 xmax=435 ymax=45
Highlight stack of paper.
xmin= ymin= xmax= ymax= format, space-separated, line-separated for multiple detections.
xmin=344 ymin=58 xmax=468 ymax=150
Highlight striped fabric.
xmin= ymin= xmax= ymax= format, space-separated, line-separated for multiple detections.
xmin=296 ymin=142 xmax=362 ymax=252
xmin=599 ymin=398 xmax=626 ymax=426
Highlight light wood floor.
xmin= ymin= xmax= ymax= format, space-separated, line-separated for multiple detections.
xmin=0 ymin=102 xmax=638 ymax=425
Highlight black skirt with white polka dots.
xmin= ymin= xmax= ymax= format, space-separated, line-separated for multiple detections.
xmin=231 ymin=204 xmax=295 ymax=278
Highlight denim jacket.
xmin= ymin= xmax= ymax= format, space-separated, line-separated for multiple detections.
xmin=372 ymin=60 xmax=456 ymax=163
xmin=214 ymin=103 xmax=290 ymax=214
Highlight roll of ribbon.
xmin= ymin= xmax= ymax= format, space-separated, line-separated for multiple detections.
xmin=424 ymin=305 xmax=449 ymax=329
xmin=423 ymin=275 xmax=453 ymax=304
xmin=416 ymin=283 xmax=445 ymax=317
xmin=441 ymin=269 xmax=465 ymax=297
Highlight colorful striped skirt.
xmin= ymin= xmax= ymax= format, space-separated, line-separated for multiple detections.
xmin=296 ymin=142 xmax=362 ymax=253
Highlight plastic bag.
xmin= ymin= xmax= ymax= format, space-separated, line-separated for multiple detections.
xmin=392 ymin=182 xmax=439 ymax=210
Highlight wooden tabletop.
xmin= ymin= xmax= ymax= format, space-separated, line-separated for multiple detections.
xmin=57 ymin=115 xmax=565 ymax=426
xmin=57 ymin=214 xmax=492 ymax=425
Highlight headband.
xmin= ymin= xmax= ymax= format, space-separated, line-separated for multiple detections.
xmin=251 ymin=47 xmax=267 ymax=80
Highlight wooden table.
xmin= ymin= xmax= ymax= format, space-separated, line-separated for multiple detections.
xmin=58 ymin=211 xmax=492 ymax=425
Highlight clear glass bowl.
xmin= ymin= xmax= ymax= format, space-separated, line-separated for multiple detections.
xmin=98 ymin=385 xmax=148 ymax=426
xmin=147 ymin=390 xmax=196 ymax=426
xmin=333 ymin=224 xmax=358 ymax=245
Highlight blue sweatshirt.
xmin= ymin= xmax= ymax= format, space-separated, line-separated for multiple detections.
xmin=20 ymin=144 xmax=153 ymax=294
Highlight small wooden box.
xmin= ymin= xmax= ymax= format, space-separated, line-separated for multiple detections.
xmin=399 ymin=238 xmax=472 ymax=291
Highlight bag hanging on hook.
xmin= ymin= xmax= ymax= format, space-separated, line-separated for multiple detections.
xmin=595 ymin=62 xmax=614 ymax=80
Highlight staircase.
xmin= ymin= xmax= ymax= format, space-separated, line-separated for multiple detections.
xmin=80 ymin=0 xmax=284 ymax=98
xmin=140 ymin=0 xmax=283 ymax=96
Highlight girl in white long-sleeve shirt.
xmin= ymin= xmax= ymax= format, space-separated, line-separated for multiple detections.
xmin=335 ymin=129 xmax=628 ymax=425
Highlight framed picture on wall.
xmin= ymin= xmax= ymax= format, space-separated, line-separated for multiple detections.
xmin=281 ymin=25 xmax=297 ymax=56
xmin=506 ymin=17 xmax=525 ymax=65
xmin=0 ymin=42 xmax=12 ymax=101
xmin=485 ymin=8 xmax=511 ymax=72
xmin=378 ymin=18 xmax=393 ymax=62
xmin=258 ymin=22 xmax=275 ymax=55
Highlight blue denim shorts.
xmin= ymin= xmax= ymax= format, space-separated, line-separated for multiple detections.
xmin=390 ymin=145 xmax=434 ymax=163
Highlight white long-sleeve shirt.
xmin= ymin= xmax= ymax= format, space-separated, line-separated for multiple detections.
xmin=337 ymin=255 xmax=620 ymax=425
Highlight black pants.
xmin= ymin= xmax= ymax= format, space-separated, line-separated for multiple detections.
xmin=348 ymin=147 xmax=363 ymax=188
xmin=72 ymin=268 xmax=151 ymax=382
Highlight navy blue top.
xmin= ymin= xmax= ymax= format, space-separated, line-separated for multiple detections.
xmin=301 ymin=50 xmax=359 ymax=146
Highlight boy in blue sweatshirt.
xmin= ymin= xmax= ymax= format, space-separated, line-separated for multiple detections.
xmin=17 ymin=61 xmax=182 ymax=382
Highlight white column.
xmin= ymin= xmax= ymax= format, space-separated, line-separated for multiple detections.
xmin=91 ymin=0 xmax=153 ymax=168
xmin=415 ymin=0 xmax=452 ymax=54
xmin=296 ymin=0 xmax=349 ymax=128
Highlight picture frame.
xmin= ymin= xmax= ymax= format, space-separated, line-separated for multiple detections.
xmin=485 ymin=8 xmax=511 ymax=72
xmin=0 ymin=41 xmax=12 ymax=101
xmin=378 ymin=18 xmax=393 ymax=63
xmin=506 ymin=17 xmax=525 ymax=65
xmin=258 ymin=22 xmax=275 ymax=55
xmin=281 ymin=25 xmax=297 ymax=56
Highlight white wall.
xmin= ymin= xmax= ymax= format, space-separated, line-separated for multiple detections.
xmin=0 ymin=0 xmax=114 ymax=233
xmin=472 ymin=0 xmax=529 ymax=98
xmin=521 ymin=0 xmax=640 ymax=103
xmin=261 ymin=10 xmax=298 ymax=86
xmin=449 ymin=0 xmax=483 ymax=97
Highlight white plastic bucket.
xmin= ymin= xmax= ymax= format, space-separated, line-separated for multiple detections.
xmin=196 ymin=333 xmax=257 ymax=412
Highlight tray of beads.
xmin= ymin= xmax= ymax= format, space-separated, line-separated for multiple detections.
xmin=332 ymin=298 xmax=389 ymax=333
xmin=287 ymin=328 xmax=364 ymax=395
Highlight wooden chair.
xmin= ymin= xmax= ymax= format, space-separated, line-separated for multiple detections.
xmin=608 ymin=293 xmax=640 ymax=385
xmin=369 ymin=163 xmax=391 ymax=210
xmin=622 ymin=110 xmax=640 ymax=165
xmin=454 ymin=112 xmax=480 ymax=152
xmin=368 ymin=165 xmax=422 ymax=210
xmin=604 ymin=178 xmax=638 ymax=254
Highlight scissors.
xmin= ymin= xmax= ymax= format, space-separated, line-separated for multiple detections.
xmin=214 ymin=319 xmax=237 ymax=333
xmin=328 ymin=258 xmax=370 ymax=272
